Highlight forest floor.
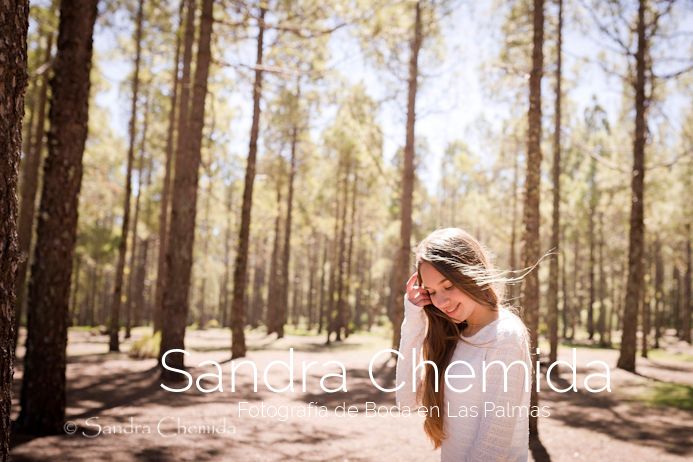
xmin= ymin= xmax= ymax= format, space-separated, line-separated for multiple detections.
xmin=9 ymin=325 xmax=693 ymax=462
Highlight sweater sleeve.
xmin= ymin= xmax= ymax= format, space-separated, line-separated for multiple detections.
xmin=467 ymin=336 xmax=530 ymax=462
xmin=395 ymin=295 xmax=428 ymax=408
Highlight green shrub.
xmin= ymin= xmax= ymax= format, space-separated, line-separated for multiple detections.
xmin=128 ymin=331 xmax=161 ymax=359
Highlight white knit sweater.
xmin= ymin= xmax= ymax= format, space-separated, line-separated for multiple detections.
xmin=396 ymin=296 xmax=531 ymax=462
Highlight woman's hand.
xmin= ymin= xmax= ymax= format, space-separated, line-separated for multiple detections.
xmin=406 ymin=272 xmax=432 ymax=308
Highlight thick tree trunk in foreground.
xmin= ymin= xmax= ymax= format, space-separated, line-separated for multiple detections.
xmin=617 ymin=0 xmax=647 ymax=372
xmin=522 ymin=0 xmax=544 ymax=437
xmin=160 ymin=0 xmax=214 ymax=378
xmin=230 ymin=6 xmax=266 ymax=359
xmin=0 ymin=0 xmax=29 ymax=456
xmin=390 ymin=0 xmax=422 ymax=351
xmin=18 ymin=0 xmax=98 ymax=435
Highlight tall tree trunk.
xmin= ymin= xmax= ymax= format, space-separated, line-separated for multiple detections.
xmin=326 ymin=176 xmax=341 ymax=345
xmin=250 ymin=243 xmax=266 ymax=328
xmin=278 ymin=124 xmax=299 ymax=339
xmin=617 ymin=0 xmax=647 ymax=372
xmin=126 ymin=95 xmax=149 ymax=339
xmin=510 ymin=141 xmax=519 ymax=301
xmin=683 ymin=224 xmax=691 ymax=343
xmin=197 ymin=184 xmax=211 ymax=329
xmin=547 ymin=0 xmax=562 ymax=364
xmin=220 ymin=184 xmax=233 ymax=328
xmin=561 ymin=226 xmax=569 ymax=339
xmin=0 ymin=0 xmax=29 ymax=456
xmin=266 ymin=183 xmax=282 ymax=334
xmin=587 ymin=158 xmax=596 ymax=340
xmin=17 ymin=0 xmax=97 ymax=434
xmin=335 ymin=157 xmax=350 ymax=341
xmin=522 ymin=0 xmax=544 ymax=437
xmin=343 ymin=170 xmax=359 ymax=338
xmin=160 ymin=0 xmax=214 ymax=377
xmin=672 ymin=266 xmax=680 ymax=337
xmin=154 ymin=0 xmax=185 ymax=334
xmin=390 ymin=0 xmax=422 ymax=351
xmin=317 ymin=237 xmax=328 ymax=334
xmin=641 ymin=244 xmax=652 ymax=358
xmin=14 ymin=32 xmax=53 ymax=354
xmin=653 ymin=238 xmax=663 ymax=348
xmin=307 ymin=236 xmax=317 ymax=330
xmin=230 ymin=5 xmax=266 ymax=359
xmin=70 ymin=254 xmax=81 ymax=325
xmin=570 ymin=229 xmax=580 ymax=339
xmin=598 ymin=212 xmax=607 ymax=346
xmin=87 ymin=264 xmax=97 ymax=326
xmin=134 ymin=238 xmax=150 ymax=329
xmin=110 ymin=0 xmax=144 ymax=352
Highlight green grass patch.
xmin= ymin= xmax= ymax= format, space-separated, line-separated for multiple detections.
xmin=639 ymin=382 xmax=693 ymax=411
xmin=129 ymin=331 xmax=160 ymax=359
xmin=648 ymin=349 xmax=693 ymax=363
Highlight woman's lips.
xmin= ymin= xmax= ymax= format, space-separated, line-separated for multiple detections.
xmin=445 ymin=303 xmax=459 ymax=314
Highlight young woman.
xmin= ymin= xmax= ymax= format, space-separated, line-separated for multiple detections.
xmin=396 ymin=228 xmax=532 ymax=461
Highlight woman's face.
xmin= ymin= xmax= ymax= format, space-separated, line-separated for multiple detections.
xmin=418 ymin=261 xmax=478 ymax=323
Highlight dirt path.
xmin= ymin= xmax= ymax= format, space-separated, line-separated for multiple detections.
xmin=9 ymin=328 xmax=693 ymax=461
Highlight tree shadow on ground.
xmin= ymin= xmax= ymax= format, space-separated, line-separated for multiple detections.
xmin=541 ymin=373 xmax=692 ymax=456
xmin=298 ymin=357 xmax=397 ymax=408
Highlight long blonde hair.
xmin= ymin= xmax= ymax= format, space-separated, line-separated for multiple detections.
xmin=414 ymin=228 xmax=510 ymax=448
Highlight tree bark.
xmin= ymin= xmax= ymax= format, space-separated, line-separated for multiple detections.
xmin=160 ymin=0 xmax=214 ymax=377
xmin=522 ymin=0 xmax=544 ymax=437
xmin=561 ymin=226 xmax=569 ymax=339
xmin=547 ymin=0 xmax=562 ymax=364
xmin=510 ymin=142 xmax=519 ymax=301
xmin=587 ymin=158 xmax=596 ymax=340
xmin=343 ymin=170 xmax=359 ymax=337
xmin=154 ymin=0 xmax=186 ymax=334
xmin=126 ymin=95 xmax=149 ymax=338
xmin=317 ymin=237 xmax=328 ymax=334
xmin=334 ymin=157 xmax=350 ymax=342
xmin=390 ymin=0 xmax=422 ymax=351
xmin=598 ymin=212 xmax=607 ymax=346
xmin=653 ymin=238 xmax=662 ymax=347
xmin=110 ymin=0 xmax=144 ymax=352
xmin=197 ymin=183 xmax=211 ymax=328
xmin=683 ymin=224 xmax=691 ymax=343
xmin=14 ymin=32 xmax=53 ymax=354
xmin=0 ymin=0 xmax=29 ymax=456
xmin=230 ymin=5 xmax=266 ymax=359
xmin=672 ymin=266 xmax=680 ymax=337
xmin=266 ymin=183 xmax=282 ymax=334
xmin=617 ymin=0 xmax=647 ymax=372
xmin=220 ymin=184 xmax=233 ymax=328
xmin=278 ymin=124 xmax=299 ymax=338
xmin=17 ymin=0 xmax=97 ymax=434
